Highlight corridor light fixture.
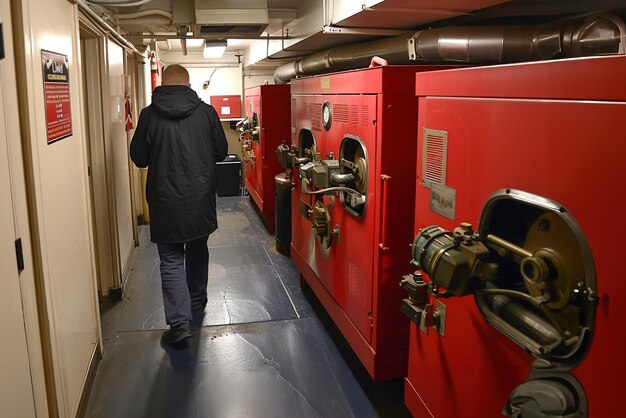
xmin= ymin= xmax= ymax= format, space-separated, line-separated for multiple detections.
xmin=203 ymin=39 xmax=227 ymax=58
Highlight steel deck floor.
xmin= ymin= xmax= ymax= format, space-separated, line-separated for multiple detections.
xmin=85 ymin=196 xmax=410 ymax=418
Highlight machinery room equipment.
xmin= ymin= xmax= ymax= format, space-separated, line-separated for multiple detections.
xmin=238 ymin=84 xmax=291 ymax=233
xmin=286 ymin=63 xmax=449 ymax=381
xmin=400 ymin=55 xmax=626 ymax=418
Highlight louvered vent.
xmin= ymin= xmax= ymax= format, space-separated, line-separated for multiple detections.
xmin=334 ymin=104 xmax=349 ymax=123
xmin=422 ymin=128 xmax=448 ymax=189
xmin=298 ymin=102 xmax=308 ymax=118
xmin=310 ymin=103 xmax=322 ymax=131
xmin=350 ymin=105 xmax=359 ymax=124
xmin=360 ymin=106 xmax=370 ymax=126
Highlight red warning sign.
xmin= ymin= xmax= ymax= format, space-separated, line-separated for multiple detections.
xmin=42 ymin=50 xmax=72 ymax=144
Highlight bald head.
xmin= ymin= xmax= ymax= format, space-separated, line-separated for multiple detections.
xmin=162 ymin=64 xmax=190 ymax=86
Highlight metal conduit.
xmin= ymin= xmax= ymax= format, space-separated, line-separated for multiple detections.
xmin=77 ymin=0 xmax=143 ymax=55
xmin=274 ymin=14 xmax=625 ymax=84
xmin=87 ymin=0 xmax=153 ymax=6
xmin=113 ymin=10 xmax=173 ymax=21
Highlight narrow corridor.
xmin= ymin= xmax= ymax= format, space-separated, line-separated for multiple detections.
xmin=84 ymin=197 xmax=409 ymax=417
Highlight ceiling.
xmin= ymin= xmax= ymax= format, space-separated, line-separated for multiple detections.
xmin=88 ymin=0 xmax=626 ymax=72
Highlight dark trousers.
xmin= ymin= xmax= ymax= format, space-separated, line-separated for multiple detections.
xmin=156 ymin=235 xmax=209 ymax=327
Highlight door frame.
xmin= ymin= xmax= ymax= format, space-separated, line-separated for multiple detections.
xmin=79 ymin=17 xmax=123 ymax=300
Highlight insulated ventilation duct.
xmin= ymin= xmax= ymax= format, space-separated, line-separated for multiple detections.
xmin=194 ymin=0 xmax=268 ymax=37
xmin=274 ymin=14 xmax=625 ymax=84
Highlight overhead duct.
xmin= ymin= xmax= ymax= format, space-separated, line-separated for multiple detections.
xmin=274 ymin=14 xmax=625 ymax=84
xmin=194 ymin=0 xmax=268 ymax=37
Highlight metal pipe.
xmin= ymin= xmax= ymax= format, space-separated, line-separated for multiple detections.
xmin=275 ymin=35 xmax=411 ymax=83
xmin=125 ymin=34 xmax=289 ymax=40
xmin=304 ymin=186 xmax=361 ymax=196
xmin=77 ymin=0 xmax=142 ymax=56
xmin=274 ymin=14 xmax=624 ymax=84
xmin=292 ymin=156 xmax=311 ymax=165
xmin=113 ymin=9 xmax=173 ymax=21
xmin=477 ymin=291 xmax=563 ymax=352
xmin=87 ymin=0 xmax=153 ymax=6
xmin=487 ymin=234 xmax=532 ymax=258
xmin=330 ymin=172 xmax=355 ymax=185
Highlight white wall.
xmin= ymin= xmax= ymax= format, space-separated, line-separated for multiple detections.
xmin=185 ymin=66 xmax=243 ymax=162
xmin=142 ymin=53 xmax=152 ymax=106
xmin=14 ymin=0 xmax=100 ymax=416
xmin=187 ymin=65 xmax=243 ymax=104
xmin=243 ymin=74 xmax=275 ymax=89
xmin=0 ymin=2 xmax=43 ymax=415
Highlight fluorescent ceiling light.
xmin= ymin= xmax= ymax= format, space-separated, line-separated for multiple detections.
xmin=203 ymin=40 xmax=227 ymax=58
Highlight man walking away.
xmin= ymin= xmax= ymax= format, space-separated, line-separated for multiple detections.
xmin=130 ymin=64 xmax=228 ymax=346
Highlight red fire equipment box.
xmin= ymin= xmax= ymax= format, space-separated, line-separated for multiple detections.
xmin=211 ymin=95 xmax=242 ymax=119
xmin=240 ymin=84 xmax=291 ymax=233
xmin=290 ymin=65 xmax=449 ymax=381
xmin=403 ymin=56 xmax=626 ymax=418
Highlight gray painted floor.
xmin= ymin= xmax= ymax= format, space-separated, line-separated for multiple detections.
xmin=86 ymin=197 xmax=410 ymax=418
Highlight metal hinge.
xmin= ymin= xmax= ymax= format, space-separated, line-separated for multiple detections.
xmin=15 ymin=238 xmax=24 ymax=272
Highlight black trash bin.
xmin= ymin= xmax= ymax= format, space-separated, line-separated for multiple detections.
xmin=216 ymin=154 xmax=241 ymax=197
xmin=275 ymin=172 xmax=292 ymax=256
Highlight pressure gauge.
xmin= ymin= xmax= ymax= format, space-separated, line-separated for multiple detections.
xmin=322 ymin=102 xmax=332 ymax=131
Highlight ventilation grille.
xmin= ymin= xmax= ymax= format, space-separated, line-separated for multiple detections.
xmin=310 ymin=103 xmax=322 ymax=131
xmin=298 ymin=102 xmax=308 ymax=119
xmin=199 ymin=25 xmax=264 ymax=34
xmin=422 ymin=128 xmax=448 ymax=189
xmin=334 ymin=104 xmax=349 ymax=123
xmin=360 ymin=106 xmax=370 ymax=126
xmin=350 ymin=105 xmax=359 ymax=124
xmin=334 ymin=103 xmax=370 ymax=126
xmin=194 ymin=0 xmax=268 ymax=37
xmin=297 ymin=101 xmax=370 ymax=129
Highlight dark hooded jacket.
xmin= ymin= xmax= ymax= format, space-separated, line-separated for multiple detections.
xmin=130 ymin=85 xmax=228 ymax=243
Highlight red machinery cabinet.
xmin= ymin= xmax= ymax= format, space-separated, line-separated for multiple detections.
xmin=404 ymin=56 xmax=626 ymax=418
xmin=242 ymin=84 xmax=291 ymax=233
xmin=211 ymin=95 xmax=242 ymax=119
xmin=290 ymin=65 xmax=449 ymax=381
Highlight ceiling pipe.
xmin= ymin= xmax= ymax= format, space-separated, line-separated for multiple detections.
xmin=77 ymin=0 xmax=143 ymax=55
xmin=86 ymin=0 xmax=153 ymax=5
xmin=113 ymin=9 xmax=173 ymax=20
xmin=274 ymin=14 xmax=625 ymax=84
xmin=125 ymin=34 xmax=289 ymax=40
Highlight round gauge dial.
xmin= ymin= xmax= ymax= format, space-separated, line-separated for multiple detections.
xmin=322 ymin=102 xmax=332 ymax=130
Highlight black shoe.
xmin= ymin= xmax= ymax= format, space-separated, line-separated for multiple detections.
xmin=161 ymin=324 xmax=192 ymax=345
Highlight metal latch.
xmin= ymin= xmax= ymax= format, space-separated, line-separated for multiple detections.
xmin=420 ymin=300 xmax=446 ymax=336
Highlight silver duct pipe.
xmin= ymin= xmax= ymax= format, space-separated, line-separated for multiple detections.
xmin=274 ymin=14 xmax=625 ymax=84
xmin=274 ymin=35 xmax=412 ymax=83
xmin=410 ymin=16 xmax=624 ymax=62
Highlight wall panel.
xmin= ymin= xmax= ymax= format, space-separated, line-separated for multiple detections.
xmin=14 ymin=0 xmax=100 ymax=416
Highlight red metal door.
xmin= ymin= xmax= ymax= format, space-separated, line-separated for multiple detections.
xmin=244 ymin=85 xmax=291 ymax=232
xmin=292 ymin=94 xmax=378 ymax=342
xmin=243 ymin=95 xmax=260 ymax=200
xmin=290 ymin=66 xmax=437 ymax=380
